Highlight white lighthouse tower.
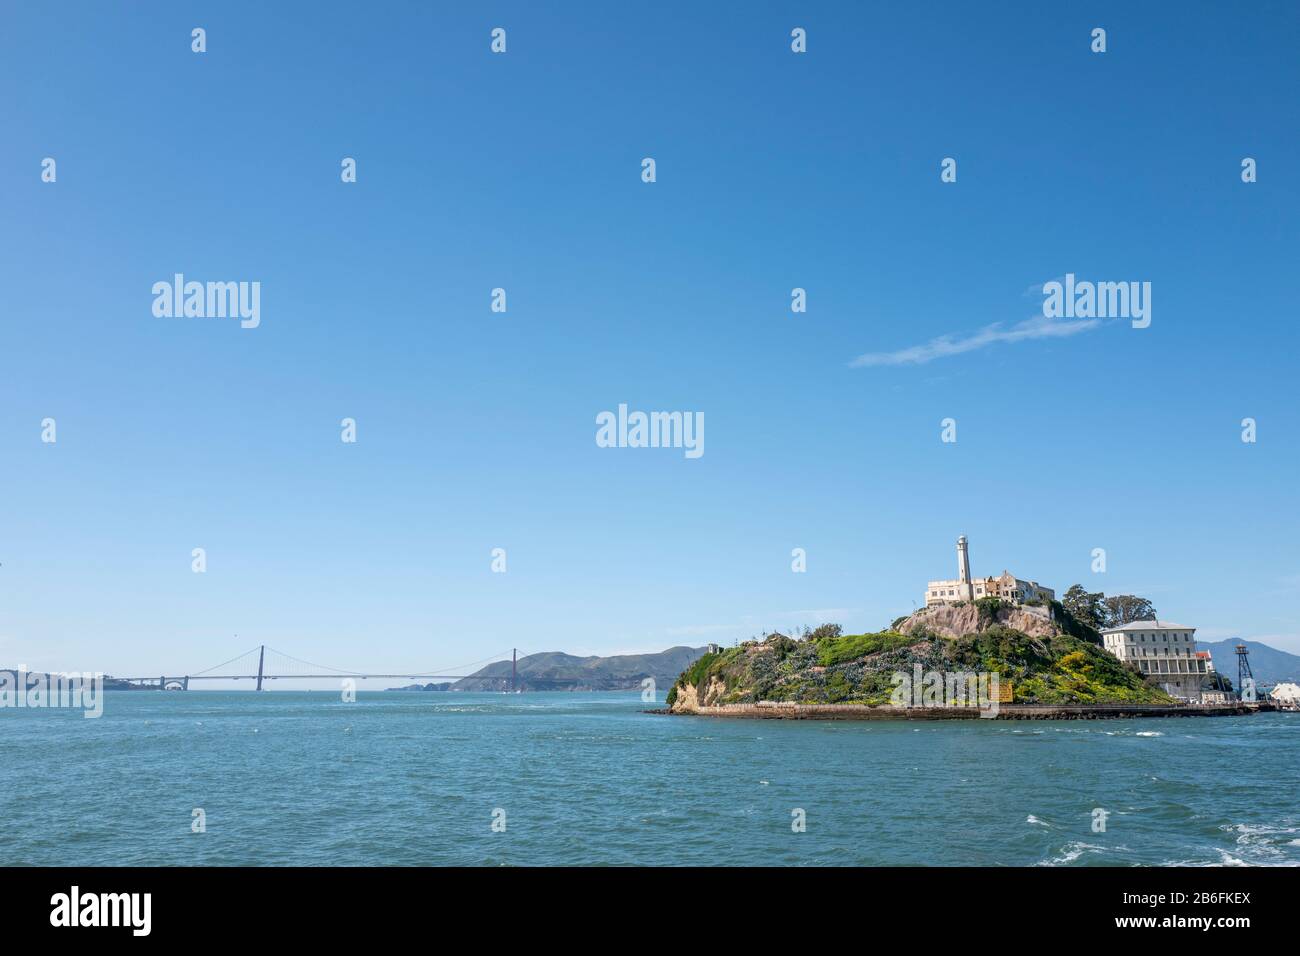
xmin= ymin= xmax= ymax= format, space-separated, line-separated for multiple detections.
xmin=956 ymin=535 xmax=974 ymax=601
xmin=925 ymin=535 xmax=1055 ymax=607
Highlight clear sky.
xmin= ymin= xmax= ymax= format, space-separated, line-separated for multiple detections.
xmin=2 ymin=2 xmax=1298 ymax=686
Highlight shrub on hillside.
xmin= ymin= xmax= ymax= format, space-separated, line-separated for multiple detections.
xmin=807 ymin=623 xmax=842 ymax=642
xmin=974 ymin=597 xmax=1005 ymax=630
xmin=816 ymin=631 xmax=920 ymax=667
xmin=1051 ymin=600 xmax=1104 ymax=645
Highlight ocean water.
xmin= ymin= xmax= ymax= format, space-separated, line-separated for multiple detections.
xmin=2 ymin=691 xmax=1297 ymax=866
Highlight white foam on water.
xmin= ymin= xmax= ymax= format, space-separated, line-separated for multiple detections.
xmin=1036 ymin=841 xmax=1106 ymax=866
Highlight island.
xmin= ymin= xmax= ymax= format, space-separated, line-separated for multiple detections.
xmin=664 ymin=599 xmax=1267 ymax=720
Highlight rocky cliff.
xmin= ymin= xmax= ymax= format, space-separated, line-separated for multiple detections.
xmin=895 ymin=602 xmax=1059 ymax=640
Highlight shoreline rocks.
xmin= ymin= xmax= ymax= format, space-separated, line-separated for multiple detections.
xmin=654 ymin=701 xmax=1277 ymax=720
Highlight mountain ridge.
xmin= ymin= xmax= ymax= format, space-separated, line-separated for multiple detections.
xmin=1196 ymin=638 xmax=1300 ymax=686
xmin=447 ymin=645 xmax=709 ymax=692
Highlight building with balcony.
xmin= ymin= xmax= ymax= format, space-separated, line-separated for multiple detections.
xmin=1100 ymin=620 xmax=1212 ymax=701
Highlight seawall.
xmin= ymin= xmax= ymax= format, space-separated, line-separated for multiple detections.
xmin=656 ymin=701 xmax=1277 ymax=720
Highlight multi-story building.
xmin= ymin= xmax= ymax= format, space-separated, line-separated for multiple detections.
xmin=1100 ymin=620 xmax=1212 ymax=701
xmin=925 ymin=536 xmax=1055 ymax=607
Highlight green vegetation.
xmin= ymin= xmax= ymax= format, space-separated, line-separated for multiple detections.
xmin=680 ymin=650 xmax=722 ymax=691
xmin=663 ymin=629 xmax=922 ymax=707
xmin=974 ymin=597 xmax=1005 ymax=629
xmin=807 ymin=623 xmax=842 ymax=641
xmin=666 ymin=609 xmax=1173 ymax=710
xmin=943 ymin=624 xmax=1167 ymax=704
xmin=665 ymin=628 xmax=930 ymax=707
xmin=1061 ymin=584 xmax=1106 ymax=630
xmin=1051 ymin=600 xmax=1104 ymax=645
xmin=1062 ymin=584 xmax=1158 ymax=631
xmin=816 ymin=630 xmax=919 ymax=666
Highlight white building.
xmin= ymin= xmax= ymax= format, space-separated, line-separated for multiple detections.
xmin=1270 ymin=682 xmax=1300 ymax=709
xmin=925 ymin=536 xmax=1055 ymax=607
xmin=1100 ymin=620 xmax=1212 ymax=701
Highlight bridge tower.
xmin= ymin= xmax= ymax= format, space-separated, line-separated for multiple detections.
xmin=511 ymin=648 xmax=517 ymax=693
xmin=256 ymin=645 xmax=265 ymax=691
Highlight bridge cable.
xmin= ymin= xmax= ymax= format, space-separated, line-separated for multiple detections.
xmin=189 ymin=646 xmax=265 ymax=677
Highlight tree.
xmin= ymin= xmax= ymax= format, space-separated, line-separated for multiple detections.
xmin=1204 ymin=672 xmax=1233 ymax=693
xmin=1061 ymin=584 xmax=1106 ymax=630
xmin=1102 ymin=595 xmax=1157 ymax=627
xmin=807 ymin=623 xmax=842 ymax=642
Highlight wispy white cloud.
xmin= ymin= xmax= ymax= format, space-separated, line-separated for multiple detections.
xmin=850 ymin=313 xmax=1101 ymax=368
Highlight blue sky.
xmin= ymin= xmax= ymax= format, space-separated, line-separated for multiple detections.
xmin=2 ymin=1 xmax=1299 ymax=684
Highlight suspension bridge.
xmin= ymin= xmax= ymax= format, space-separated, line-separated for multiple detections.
xmin=111 ymin=645 xmax=520 ymax=691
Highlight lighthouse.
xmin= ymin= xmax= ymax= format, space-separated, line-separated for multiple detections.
xmin=956 ymin=535 xmax=974 ymax=601
xmin=924 ymin=535 xmax=1055 ymax=607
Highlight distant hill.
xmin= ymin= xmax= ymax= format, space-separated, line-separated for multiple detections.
xmin=1197 ymin=639 xmax=1300 ymax=687
xmin=452 ymin=646 xmax=709 ymax=692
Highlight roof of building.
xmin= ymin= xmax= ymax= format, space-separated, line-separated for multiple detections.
xmin=1101 ymin=620 xmax=1195 ymax=633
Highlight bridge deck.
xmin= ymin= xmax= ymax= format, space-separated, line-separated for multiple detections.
xmin=115 ymin=674 xmax=477 ymax=681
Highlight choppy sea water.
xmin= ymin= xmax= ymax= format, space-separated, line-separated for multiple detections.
xmin=2 ymin=691 xmax=1296 ymax=866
